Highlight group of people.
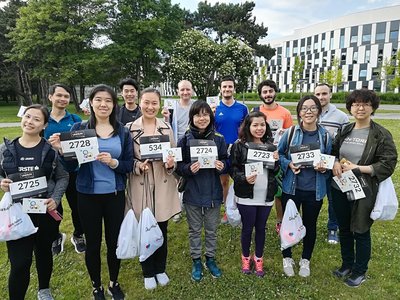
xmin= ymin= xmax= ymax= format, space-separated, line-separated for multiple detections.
xmin=0 ymin=76 xmax=397 ymax=300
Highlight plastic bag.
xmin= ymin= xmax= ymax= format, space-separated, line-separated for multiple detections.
xmin=280 ymin=199 xmax=306 ymax=250
xmin=370 ymin=177 xmax=398 ymax=221
xmin=0 ymin=192 xmax=38 ymax=241
xmin=116 ymin=209 xmax=139 ymax=259
xmin=138 ymin=207 xmax=164 ymax=262
xmin=226 ymin=184 xmax=241 ymax=227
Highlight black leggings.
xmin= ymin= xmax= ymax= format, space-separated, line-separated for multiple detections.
xmin=7 ymin=213 xmax=59 ymax=300
xmin=77 ymin=191 xmax=125 ymax=287
xmin=66 ymin=171 xmax=83 ymax=236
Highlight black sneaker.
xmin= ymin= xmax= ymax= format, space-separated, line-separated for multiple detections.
xmin=108 ymin=282 xmax=125 ymax=300
xmin=71 ymin=234 xmax=86 ymax=253
xmin=52 ymin=233 xmax=66 ymax=256
xmin=92 ymin=286 xmax=106 ymax=300
xmin=344 ymin=273 xmax=366 ymax=287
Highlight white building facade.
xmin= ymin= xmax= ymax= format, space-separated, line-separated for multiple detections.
xmin=255 ymin=5 xmax=400 ymax=92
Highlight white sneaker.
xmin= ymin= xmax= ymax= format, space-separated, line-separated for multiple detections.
xmin=156 ymin=272 xmax=170 ymax=286
xmin=144 ymin=277 xmax=157 ymax=290
xmin=37 ymin=288 xmax=54 ymax=300
xmin=172 ymin=214 xmax=181 ymax=223
xmin=299 ymin=258 xmax=310 ymax=277
xmin=283 ymin=257 xmax=295 ymax=277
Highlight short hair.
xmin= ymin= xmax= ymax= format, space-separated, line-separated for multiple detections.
xmin=88 ymin=84 xmax=119 ymax=136
xmin=296 ymin=95 xmax=322 ymax=127
xmin=220 ymin=75 xmax=236 ymax=87
xmin=346 ymin=89 xmax=380 ymax=115
xmin=48 ymin=84 xmax=71 ymax=96
xmin=238 ymin=111 xmax=272 ymax=143
xmin=139 ymin=88 xmax=161 ymax=103
xmin=315 ymin=83 xmax=332 ymax=92
xmin=189 ymin=100 xmax=215 ymax=132
xmin=119 ymin=78 xmax=139 ymax=91
xmin=257 ymin=80 xmax=278 ymax=95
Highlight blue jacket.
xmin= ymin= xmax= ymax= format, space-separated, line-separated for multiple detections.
xmin=60 ymin=122 xmax=133 ymax=194
xmin=278 ymin=125 xmax=332 ymax=200
xmin=44 ymin=110 xmax=81 ymax=139
xmin=176 ymin=127 xmax=228 ymax=208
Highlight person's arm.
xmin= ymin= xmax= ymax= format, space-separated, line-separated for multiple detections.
xmin=48 ymin=158 xmax=69 ymax=207
xmin=229 ymin=142 xmax=247 ymax=184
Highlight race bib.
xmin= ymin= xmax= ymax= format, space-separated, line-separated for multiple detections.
xmin=140 ymin=135 xmax=170 ymax=161
xmin=189 ymin=139 xmax=218 ymax=161
xmin=163 ymin=98 xmax=177 ymax=110
xmin=268 ymin=119 xmax=283 ymax=131
xmin=9 ymin=171 xmax=47 ymax=201
xmin=198 ymin=156 xmax=216 ymax=169
xmin=290 ymin=143 xmax=320 ymax=168
xmin=333 ymin=170 xmax=366 ymax=200
xmin=206 ymin=96 xmax=220 ymax=107
xmin=22 ymin=198 xmax=47 ymax=214
xmin=245 ymin=162 xmax=264 ymax=176
xmin=60 ymin=129 xmax=99 ymax=161
xmin=162 ymin=147 xmax=182 ymax=163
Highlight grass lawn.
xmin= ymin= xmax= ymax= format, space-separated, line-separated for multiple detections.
xmin=0 ymin=120 xmax=399 ymax=299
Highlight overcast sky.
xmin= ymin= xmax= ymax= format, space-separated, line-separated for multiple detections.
xmin=171 ymin=0 xmax=400 ymax=41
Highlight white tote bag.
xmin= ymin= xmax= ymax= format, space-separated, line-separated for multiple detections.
xmin=280 ymin=199 xmax=306 ymax=250
xmin=138 ymin=207 xmax=164 ymax=262
xmin=0 ymin=192 xmax=38 ymax=241
xmin=116 ymin=209 xmax=139 ymax=259
xmin=370 ymin=177 xmax=398 ymax=221
xmin=226 ymin=184 xmax=241 ymax=227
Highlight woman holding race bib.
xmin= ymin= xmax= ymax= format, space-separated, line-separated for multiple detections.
xmin=49 ymin=85 xmax=133 ymax=300
xmin=126 ymin=88 xmax=180 ymax=290
xmin=0 ymin=104 xmax=68 ymax=300
xmin=278 ymin=95 xmax=331 ymax=278
xmin=175 ymin=100 xmax=227 ymax=282
xmin=331 ymin=89 xmax=397 ymax=287
xmin=229 ymin=111 xmax=279 ymax=277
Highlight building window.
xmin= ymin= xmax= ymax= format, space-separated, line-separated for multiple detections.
xmin=293 ymin=47 xmax=298 ymax=55
xmin=362 ymin=34 xmax=371 ymax=43
xmin=359 ymin=69 xmax=367 ymax=78
xmin=321 ymin=39 xmax=326 ymax=49
xmin=330 ymin=38 xmax=334 ymax=50
xmin=341 ymin=53 xmax=346 ymax=64
xmin=353 ymin=51 xmax=358 ymax=64
xmin=339 ymin=35 xmax=345 ymax=48
xmin=348 ymin=69 xmax=353 ymax=81
xmin=390 ymin=30 xmax=399 ymax=41
xmin=376 ymin=32 xmax=385 ymax=41
xmin=350 ymin=35 xmax=358 ymax=43
xmin=365 ymin=50 xmax=371 ymax=63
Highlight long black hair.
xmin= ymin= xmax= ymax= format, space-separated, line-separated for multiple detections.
xmin=88 ymin=84 xmax=119 ymax=136
xmin=238 ymin=111 xmax=272 ymax=143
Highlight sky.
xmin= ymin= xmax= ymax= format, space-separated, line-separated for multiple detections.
xmin=171 ymin=0 xmax=400 ymax=42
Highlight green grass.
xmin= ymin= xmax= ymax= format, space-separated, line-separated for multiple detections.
xmin=0 ymin=120 xmax=399 ymax=299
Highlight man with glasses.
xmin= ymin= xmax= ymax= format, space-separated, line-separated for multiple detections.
xmin=314 ymin=83 xmax=349 ymax=244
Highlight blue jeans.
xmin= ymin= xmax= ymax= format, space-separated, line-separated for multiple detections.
xmin=326 ymin=176 xmax=338 ymax=231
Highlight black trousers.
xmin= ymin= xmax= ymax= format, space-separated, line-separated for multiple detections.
xmin=66 ymin=171 xmax=83 ymax=236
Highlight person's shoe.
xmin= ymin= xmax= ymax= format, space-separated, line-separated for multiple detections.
xmin=327 ymin=230 xmax=339 ymax=244
xmin=172 ymin=213 xmax=182 ymax=223
xmin=144 ymin=277 xmax=157 ymax=290
xmin=333 ymin=266 xmax=352 ymax=279
xmin=299 ymin=258 xmax=310 ymax=277
xmin=204 ymin=257 xmax=222 ymax=278
xmin=52 ymin=232 xmax=66 ymax=256
xmin=71 ymin=234 xmax=86 ymax=253
xmin=92 ymin=286 xmax=106 ymax=300
xmin=253 ymin=256 xmax=264 ymax=277
xmin=275 ymin=222 xmax=282 ymax=235
xmin=37 ymin=288 xmax=54 ymax=300
xmin=155 ymin=273 xmax=170 ymax=286
xmin=282 ymin=257 xmax=295 ymax=277
xmin=191 ymin=259 xmax=203 ymax=282
xmin=107 ymin=282 xmax=125 ymax=300
xmin=241 ymin=255 xmax=252 ymax=275
xmin=344 ymin=273 xmax=366 ymax=287
xmin=220 ymin=213 xmax=228 ymax=224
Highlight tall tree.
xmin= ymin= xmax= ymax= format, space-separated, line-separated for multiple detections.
xmin=291 ymin=56 xmax=304 ymax=92
xmin=389 ymin=50 xmax=400 ymax=91
xmin=319 ymin=58 xmax=343 ymax=92
xmin=192 ymin=1 xmax=274 ymax=59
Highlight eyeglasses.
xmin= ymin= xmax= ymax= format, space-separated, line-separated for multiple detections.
xmin=194 ymin=113 xmax=210 ymax=118
xmin=351 ymin=103 xmax=372 ymax=108
xmin=300 ymin=106 xmax=318 ymax=113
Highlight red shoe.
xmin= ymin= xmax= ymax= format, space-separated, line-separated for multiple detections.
xmin=275 ymin=222 xmax=282 ymax=235
xmin=253 ymin=256 xmax=264 ymax=277
xmin=241 ymin=255 xmax=252 ymax=274
xmin=221 ymin=213 xmax=228 ymax=224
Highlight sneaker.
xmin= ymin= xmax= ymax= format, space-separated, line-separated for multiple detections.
xmin=92 ymin=286 xmax=106 ymax=300
xmin=191 ymin=259 xmax=203 ymax=282
xmin=204 ymin=257 xmax=222 ymax=278
xmin=71 ymin=234 xmax=86 ymax=253
xmin=275 ymin=222 xmax=282 ymax=235
xmin=155 ymin=273 xmax=170 ymax=286
xmin=253 ymin=256 xmax=264 ymax=277
xmin=344 ymin=273 xmax=366 ymax=288
xmin=172 ymin=213 xmax=182 ymax=223
xmin=107 ymin=282 xmax=125 ymax=300
xmin=327 ymin=230 xmax=339 ymax=244
xmin=333 ymin=266 xmax=352 ymax=279
xmin=282 ymin=257 xmax=295 ymax=277
xmin=299 ymin=258 xmax=310 ymax=277
xmin=144 ymin=277 xmax=157 ymax=290
xmin=241 ymin=255 xmax=252 ymax=275
xmin=37 ymin=288 xmax=54 ymax=300
xmin=220 ymin=213 xmax=228 ymax=225
xmin=52 ymin=233 xmax=66 ymax=256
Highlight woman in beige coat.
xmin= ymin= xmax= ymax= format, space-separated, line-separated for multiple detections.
xmin=126 ymin=88 xmax=180 ymax=290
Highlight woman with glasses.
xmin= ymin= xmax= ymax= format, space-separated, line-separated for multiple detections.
xmin=278 ymin=95 xmax=332 ymax=278
xmin=331 ymin=89 xmax=397 ymax=287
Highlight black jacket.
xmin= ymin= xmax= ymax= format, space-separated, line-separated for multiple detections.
xmin=230 ymin=140 xmax=279 ymax=202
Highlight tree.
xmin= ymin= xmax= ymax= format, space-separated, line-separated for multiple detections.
xmin=378 ymin=57 xmax=395 ymax=93
xmin=192 ymin=1 xmax=274 ymax=59
xmin=291 ymin=56 xmax=304 ymax=92
xmin=107 ymin=0 xmax=186 ymax=87
xmin=389 ymin=50 xmax=400 ymax=91
xmin=319 ymin=58 xmax=343 ymax=92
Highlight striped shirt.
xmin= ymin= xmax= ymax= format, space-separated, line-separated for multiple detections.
xmin=319 ymin=103 xmax=349 ymax=138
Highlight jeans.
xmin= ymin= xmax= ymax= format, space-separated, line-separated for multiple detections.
xmin=326 ymin=176 xmax=338 ymax=231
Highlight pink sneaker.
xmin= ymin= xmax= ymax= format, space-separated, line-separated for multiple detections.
xmin=241 ymin=255 xmax=252 ymax=274
xmin=253 ymin=256 xmax=264 ymax=277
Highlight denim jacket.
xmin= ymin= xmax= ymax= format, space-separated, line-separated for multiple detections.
xmin=278 ymin=125 xmax=332 ymax=200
